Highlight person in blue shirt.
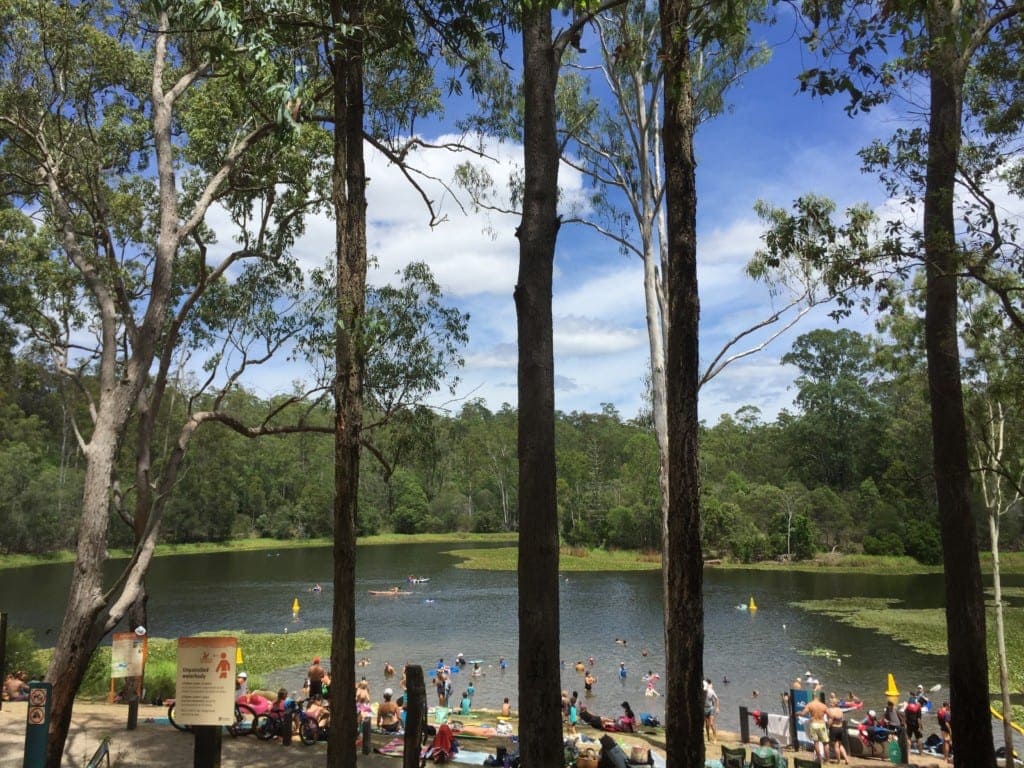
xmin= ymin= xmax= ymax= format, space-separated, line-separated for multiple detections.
xmin=618 ymin=662 xmax=627 ymax=680
xmin=466 ymin=681 xmax=476 ymax=700
xmin=459 ymin=690 xmax=472 ymax=715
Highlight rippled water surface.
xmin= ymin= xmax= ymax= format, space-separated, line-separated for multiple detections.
xmin=5 ymin=542 xmax=1013 ymax=731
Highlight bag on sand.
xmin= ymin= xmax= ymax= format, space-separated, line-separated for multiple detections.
xmin=628 ymin=745 xmax=652 ymax=764
xmin=576 ymin=747 xmax=599 ymax=768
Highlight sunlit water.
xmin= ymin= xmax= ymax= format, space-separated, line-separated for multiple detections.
xmin=4 ymin=542 xmax=1016 ymax=732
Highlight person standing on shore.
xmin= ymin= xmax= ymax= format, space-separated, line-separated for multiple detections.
xmin=703 ymin=679 xmax=720 ymax=743
xmin=799 ymin=692 xmax=829 ymax=763
xmin=937 ymin=701 xmax=952 ymax=764
xmin=826 ymin=700 xmax=850 ymax=765
xmin=307 ymin=656 xmax=326 ymax=699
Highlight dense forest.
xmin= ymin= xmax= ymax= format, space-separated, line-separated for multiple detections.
xmin=3 ymin=323 xmax=1021 ymax=563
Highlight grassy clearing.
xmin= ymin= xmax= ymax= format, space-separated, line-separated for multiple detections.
xmin=63 ymin=629 xmax=372 ymax=702
xmin=448 ymin=545 xmax=662 ymax=571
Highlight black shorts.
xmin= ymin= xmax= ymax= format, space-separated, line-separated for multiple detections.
xmin=829 ymin=726 xmax=844 ymax=741
xmin=905 ymin=721 xmax=922 ymax=739
xmin=309 ymin=680 xmax=324 ymax=698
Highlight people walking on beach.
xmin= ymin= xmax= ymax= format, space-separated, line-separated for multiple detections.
xmin=703 ymin=679 xmax=720 ymax=743
xmin=799 ymin=692 xmax=829 ymax=763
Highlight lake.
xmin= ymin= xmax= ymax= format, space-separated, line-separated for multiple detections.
xmin=1 ymin=541 xmax=1008 ymax=732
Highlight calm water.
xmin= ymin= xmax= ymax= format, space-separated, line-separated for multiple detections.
xmin=3 ymin=542 xmax=1016 ymax=731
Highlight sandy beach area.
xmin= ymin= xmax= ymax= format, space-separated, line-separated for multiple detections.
xmin=0 ymin=700 xmax=951 ymax=767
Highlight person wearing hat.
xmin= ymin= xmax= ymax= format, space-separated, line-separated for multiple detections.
xmin=235 ymin=670 xmax=248 ymax=696
xmin=308 ymin=656 xmax=326 ymax=699
xmin=378 ymin=687 xmax=401 ymax=732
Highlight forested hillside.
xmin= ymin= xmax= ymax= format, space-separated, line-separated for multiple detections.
xmin=3 ymin=325 xmax=1020 ymax=563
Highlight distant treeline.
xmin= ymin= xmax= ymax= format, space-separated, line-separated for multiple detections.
xmin=2 ymin=327 xmax=1021 ymax=562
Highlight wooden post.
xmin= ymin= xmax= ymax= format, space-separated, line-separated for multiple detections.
xmin=0 ymin=612 xmax=7 ymax=713
xmin=739 ymin=705 xmax=750 ymax=744
xmin=193 ymin=725 xmax=222 ymax=768
xmin=403 ymin=665 xmax=426 ymax=768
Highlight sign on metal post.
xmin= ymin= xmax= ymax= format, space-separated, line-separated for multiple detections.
xmin=176 ymin=637 xmax=237 ymax=768
xmin=22 ymin=681 xmax=52 ymax=768
xmin=112 ymin=630 xmax=148 ymax=730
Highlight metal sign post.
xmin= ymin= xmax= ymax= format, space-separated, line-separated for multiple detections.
xmin=22 ymin=681 xmax=52 ymax=768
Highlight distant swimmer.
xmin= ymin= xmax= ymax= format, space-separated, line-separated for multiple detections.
xmin=614 ymin=638 xmax=627 ymax=646
xmin=311 ymin=583 xmax=322 ymax=593
xmin=588 ymin=656 xmax=595 ymax=667
xmin=641 ymin=647 xmax=649 ymax=657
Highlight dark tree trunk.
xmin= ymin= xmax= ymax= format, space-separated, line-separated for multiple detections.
xmin=660 ymin=1 xmax=704 ymax=765
xmin=924 ymin=8 xmax=994 ymax=767
xmin=516 ymin=6 xmax=562 ymax=768
xmin=327 ymin=2 xmax=366 ymax=767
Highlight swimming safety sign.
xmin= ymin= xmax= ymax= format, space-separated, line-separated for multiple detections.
xmin=175 ymin=637 xmax=238 ymax=725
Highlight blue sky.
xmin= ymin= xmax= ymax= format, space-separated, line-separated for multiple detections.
xmin=220 ymin=16 xmax=909 ymax=426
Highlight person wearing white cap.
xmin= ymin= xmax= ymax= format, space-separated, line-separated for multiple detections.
xmin=235 ymin=670 xmax=248 ymax=696
xmin=378 ymin=687 xmax=401 ymax=732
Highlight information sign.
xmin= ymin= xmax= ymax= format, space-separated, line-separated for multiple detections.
xmin=111 ymin=632 xmax=146 ymax=678
xmin=175 ymin=637 xmax=237 ymax=726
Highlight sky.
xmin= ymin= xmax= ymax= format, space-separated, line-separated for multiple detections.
xmin=221 ymin=15 xmax=913 ymax=426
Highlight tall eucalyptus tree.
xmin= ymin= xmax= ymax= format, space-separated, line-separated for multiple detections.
xmin=0 ymin=1 xmax=320 ymax=760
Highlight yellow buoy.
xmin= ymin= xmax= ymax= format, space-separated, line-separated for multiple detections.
xmin=293 ymin=598 xmax=300 ymax=614
xmin=749 ymin=597 xmax=758 ymax=611
xmin=236 ymin=646 xmax=244 ymax=665
xmin=885 ymin=673 xmax=900 ymax=700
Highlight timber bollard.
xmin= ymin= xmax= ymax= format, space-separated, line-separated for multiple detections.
xmin=0 ymin=612 xmax=6 ymax=713
xmin=403 ymin=664 xmax=427 ymax=768
xmin=362 ymin=715 xmax=371 ymax=754
xmin=193 ymin=725 xmax=222 ymax=768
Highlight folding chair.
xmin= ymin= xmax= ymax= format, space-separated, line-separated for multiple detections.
xmin=721 ymin=744 xmax=747 ymax=767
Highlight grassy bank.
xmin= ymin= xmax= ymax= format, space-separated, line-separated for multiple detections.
xmin=0 ymin=532 xmax=518 ymax=571
xmin=791 ymin=596 xmax=1024 ymax=722
xmin=448 ymin=545 xmax=662 ymax=572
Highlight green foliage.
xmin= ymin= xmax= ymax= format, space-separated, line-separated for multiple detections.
xmin=3 ymin=628 xmax=45 ymax=678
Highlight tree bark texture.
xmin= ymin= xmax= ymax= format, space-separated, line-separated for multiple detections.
xmin=923 ymin=6 xmax=994 ymax=767
xmin=327 ymin=2 xmax=367 ymax=767
xmin=516 ymin=7 xmax=563 ymax=768
xmin=660 ymin=1 xmax=705 ymax=766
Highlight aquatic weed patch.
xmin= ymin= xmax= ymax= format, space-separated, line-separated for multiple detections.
xmin=793 ymin=597 xmax=1024 ymax=693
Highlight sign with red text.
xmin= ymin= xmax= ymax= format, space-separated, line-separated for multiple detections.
xmin=175 ymin=637 xmax=237 ymax=725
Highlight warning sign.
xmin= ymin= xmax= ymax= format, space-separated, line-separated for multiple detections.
xmin=174 ymin=637 xmax=237 ymax=726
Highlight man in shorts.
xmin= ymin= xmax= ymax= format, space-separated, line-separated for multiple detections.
xmin=903 ymin=696 xmax=924 ymax=754
xmin=799 ymin=692 xmax=829 ymax=763
xmin=703 ymin=679 xmax=720 ymax=743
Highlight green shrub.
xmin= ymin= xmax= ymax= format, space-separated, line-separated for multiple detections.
xmin=4 ymin=628 xmax=46 ymax=678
